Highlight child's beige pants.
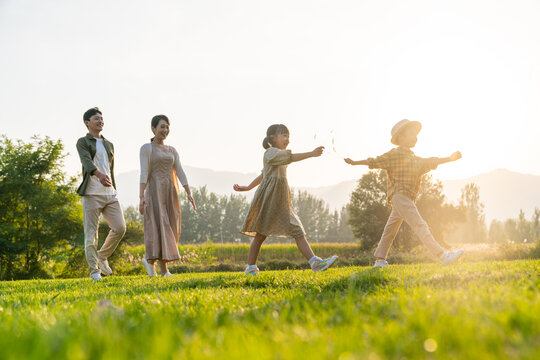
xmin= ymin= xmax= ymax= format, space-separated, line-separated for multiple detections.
xmin=374 ymin=193 xmax=444 ymax=259
xmin=82 ymin=195 xmax=126 ymax=275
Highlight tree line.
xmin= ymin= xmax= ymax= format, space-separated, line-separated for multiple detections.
xmin=123 ymin=187 xmax=354 ymax=245
xmin=487 ymin=209 xmax=540 ymax=244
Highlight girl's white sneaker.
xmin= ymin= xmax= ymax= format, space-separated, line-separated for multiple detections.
xmin=244 ymin=265 xmax=259 ymax=275
xmin=373 ymin=259 xmax=389 ymax=268
xmin=311 ymin=255 xmax=338 ymax=272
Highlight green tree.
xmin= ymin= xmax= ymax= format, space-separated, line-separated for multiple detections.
xmin=324 ymin=210 xmax=340 ymax=243
xmin=488 ymin=220 xmax=506 ymax=243
xmin=179 ymin=187 xmax=251 ymax=243
xmin=336 ymin=206 xmax=354 ymax=243
xmin=347 ymin=171 xmax=389 ymax=249
xmin=124 ymin=205 xmax=142 ymax=224
xmin=179 ymin=186 xmax=217 ymax=243
xmin=178 ymin=187 xmax=348 ymax=244
xmin=0 ymin=136 xmax=82 ymax=279
xmin=292 ymin=190 xmax=332 ymax=243
xmin=532 ymin=208 xmax=540 ymax=241
xmin=517 ymin=209 xmax=532 ymax=243
xmin=413 ymin=175 xmax=464 ymax=248
xmin=449 ymin=183 xmax=487 ymax=243
xmin=504 ymin=219 xmax=519 ymax=243
xmin=220 ymin=193 xmax=250 ymax=243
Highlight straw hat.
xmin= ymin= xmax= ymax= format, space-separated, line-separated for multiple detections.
xmin=391 ymin=119 xmax=422 ymax=145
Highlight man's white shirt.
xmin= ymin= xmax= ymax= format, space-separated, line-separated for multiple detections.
xmin=85 ymin=138 xmax=117 ymax=196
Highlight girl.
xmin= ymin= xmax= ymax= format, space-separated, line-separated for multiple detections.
xmin=234 ymin=124 xmax=338 ymax=275
xmin=139 ymin=115 xmax=197 ymax=277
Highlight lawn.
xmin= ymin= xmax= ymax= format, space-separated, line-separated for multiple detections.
xmin=1 ymin=260 xmax=539 ymax=359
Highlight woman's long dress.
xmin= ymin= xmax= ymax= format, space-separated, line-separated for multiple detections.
xmin=140 ymin=143 xmax=188 ymax=261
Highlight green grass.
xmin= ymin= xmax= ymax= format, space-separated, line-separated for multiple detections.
xmin=1 ymin=260 xmax=540 ymax=359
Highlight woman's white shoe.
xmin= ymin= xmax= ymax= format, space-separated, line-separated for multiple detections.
xmin=142 ymin=258 xmax=157 ymax=277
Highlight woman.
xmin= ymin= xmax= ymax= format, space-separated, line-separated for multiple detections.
xmin=139 ymin=115 xmax=196 ymax=277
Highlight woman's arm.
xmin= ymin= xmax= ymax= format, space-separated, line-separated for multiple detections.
xmin=233 ymin=173 xmax=263 ymax=192
xmin=172 ymin=147 xmax=188 ymax=186
xmin=183 ymin=185 xmax=197 ymax=210
xmin=170 ymin=147 xmax=196 ymax=210
xmin=139 ymin=183 xmax=147 ymax=215
xmin=139 ymin=144 xmax=151 ymax=215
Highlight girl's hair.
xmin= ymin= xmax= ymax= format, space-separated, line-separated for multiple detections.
xmin=150 ymin=114 xmax=170 ymax=142
xmin=262 ymin=124 xmax=289 ymax=149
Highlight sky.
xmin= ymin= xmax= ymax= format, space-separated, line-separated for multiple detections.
xmin=1 ymin=0 xmax=539 ymax=187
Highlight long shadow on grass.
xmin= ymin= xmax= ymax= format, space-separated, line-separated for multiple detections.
xmin=130 ymin=267 xmax=397 ymax=295
xmin=322 ymin=268 xmax=398 ymax=293
xmin=3 ymin=267 xmax=399 ymax=309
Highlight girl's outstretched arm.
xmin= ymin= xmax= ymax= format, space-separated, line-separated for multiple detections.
xmin=291 ymin=146 xmax=324 ymax=162
xmin=234 ymin=173 xmax=263 ymax=192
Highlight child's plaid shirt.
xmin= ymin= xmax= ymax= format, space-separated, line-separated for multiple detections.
xmin=367 ymin=147 xmax=439 ymax=203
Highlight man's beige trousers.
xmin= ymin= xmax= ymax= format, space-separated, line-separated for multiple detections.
xmin=82 ymin=195 xmax=126 ymax=275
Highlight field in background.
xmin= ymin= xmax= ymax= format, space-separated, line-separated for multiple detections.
xmin=1 ymin=260 xmax=539 ymax=359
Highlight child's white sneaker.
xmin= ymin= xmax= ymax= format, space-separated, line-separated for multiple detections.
xmin=440 ymin=249 xmax=464 ymax=265
xmin=311 ymin=255 xmax=338 ymax=272
xmin=161 ymin=272 xmax=173 ymax=277
xmin=244 ymin=265 xmax=259 ymax=275
xmin=142 ymin=258 xmax=157 ymax=277
xmin=373 ymin=259 xmax=389 ymax=268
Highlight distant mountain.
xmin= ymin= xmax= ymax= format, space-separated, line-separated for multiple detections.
xmin=441 ymin=169 xmax=540 ymax=223
xmin=115 ymin=168 xmax=540 ymax=223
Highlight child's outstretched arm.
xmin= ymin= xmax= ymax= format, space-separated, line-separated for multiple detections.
xmin=233 ymin=174 xmax=263 ymax=192
xmin=344 ymin=158 xmax=369 ymax=166
xmin=434 ymin=151 xmax=462 ymax=166
xmin=291 ymin=146 xmax=324 ymax=162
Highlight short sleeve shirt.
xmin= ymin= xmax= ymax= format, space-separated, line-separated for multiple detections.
xmin=367 ymin=147 xmax=438 ymax=203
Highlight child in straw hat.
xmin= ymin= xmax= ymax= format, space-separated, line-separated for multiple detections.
xmin=344 ymin=119 xmax=464 ymax=267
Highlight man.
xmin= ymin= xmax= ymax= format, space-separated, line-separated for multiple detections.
xmin=76 ymin=107 xmax=126 ymax=280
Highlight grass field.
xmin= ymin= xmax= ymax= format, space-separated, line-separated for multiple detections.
xmin=1 ymin=260 xmax=540 ymax=359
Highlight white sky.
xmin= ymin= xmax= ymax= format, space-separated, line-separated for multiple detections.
xmin=1 ymin=0 xmax=539 ymax=187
